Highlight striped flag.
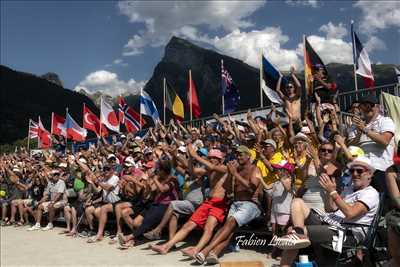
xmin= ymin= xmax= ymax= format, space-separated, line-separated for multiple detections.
xmin=351 ymin=22 xmax=374 ymax=88
xmin=118 ymin=96 xmax=143 ymax=132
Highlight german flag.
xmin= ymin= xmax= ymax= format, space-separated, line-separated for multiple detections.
xmin=304 ymin=37 xmax=328 ymax=96
xmin=165 ymin=80 xmax=184 ymax=121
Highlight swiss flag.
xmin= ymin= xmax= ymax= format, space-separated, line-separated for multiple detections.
xmin=83 ymin=104 xmax=108 ymax=137
xmin=100 ymin=96 xmax=120 ymax=133
xmin=51 ymin=112 xmax=66 ymax=136
xmin=187 ymin=71 xmax=201 ymax=119
xmin=38 ymin=117 xmax=52 ymax=149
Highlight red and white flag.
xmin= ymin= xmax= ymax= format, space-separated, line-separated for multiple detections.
xmin=100 ymin=96 xmax=120 ymax=133
xmin=64 ymin=111 xmax=87 ymax=141
xmin=118 ymin=96 xmax=143 ymax=133
xmin=38 ymin=117 xmax=52 ymax=149
xmin=187 ymin=70 xmax=201 ymax=119
xmin=29 ymin=119 xmax=39 ymax=139
xmin=51 ymin=112 xmax=66 ymax=136
xmin=351 ymin=22 xmax=374 ymax=88
xmin=83 ymin=104 xmax=108 ymax=137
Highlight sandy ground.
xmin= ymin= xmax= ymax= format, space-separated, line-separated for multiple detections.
xmin=1 ymin=226 xmax=278 ymax=267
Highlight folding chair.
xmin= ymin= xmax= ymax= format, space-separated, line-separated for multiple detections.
xmin=321 ymin=193 xmax=389 ymax=266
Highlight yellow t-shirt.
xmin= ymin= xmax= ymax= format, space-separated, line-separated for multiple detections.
xmin=256 ymin=152 xmax=285 ymax=185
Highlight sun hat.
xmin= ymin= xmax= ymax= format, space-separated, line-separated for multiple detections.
xmin=235 ymin=145 xmax=251 ymax=156
xmin=261 ymin=139 xmax=277 ymax=149
xmin=347 ymin=156 xmax=375 ymax=173
xmin=290 ymin=132 xmax=311 ymax=144
xmin=124 ymin=156 xmax=135 ymax=167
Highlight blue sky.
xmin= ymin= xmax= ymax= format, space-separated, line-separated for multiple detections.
xmin=1 ymin=1 xmax=399 ymax=96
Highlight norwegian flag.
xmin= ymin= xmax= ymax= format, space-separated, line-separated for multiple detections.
xmin=118 ymin=96 xmax=143 ymax=132
xmin=221 ymin=60 xmax=240 ymax=113
xmin=29 ymin=119 xmax=39 ymax=139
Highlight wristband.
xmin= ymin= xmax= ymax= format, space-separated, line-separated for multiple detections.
xmin=329 ymin=190 xmax=338 ymax=196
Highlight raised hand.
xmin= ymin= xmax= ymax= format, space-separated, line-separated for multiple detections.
xmin=319 ymin=173 xmax=336 ymax=194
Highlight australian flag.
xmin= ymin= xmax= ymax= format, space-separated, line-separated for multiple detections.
xmin=221 ymin=60 xmax=240 ymax=114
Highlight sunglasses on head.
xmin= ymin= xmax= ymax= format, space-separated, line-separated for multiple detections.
xmin=319 ymin=148 xmax=333 ymax=153
xmin=349 ymin=168 xmax=367 ymax=175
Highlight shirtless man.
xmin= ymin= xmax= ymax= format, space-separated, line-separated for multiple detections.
xmin=151 ymin=144 xmax=229 ymax=256
xmin=276 ymin=66 xmax=302 ymax=123
xmin=194 ymin=145 xmax=262 ymax=264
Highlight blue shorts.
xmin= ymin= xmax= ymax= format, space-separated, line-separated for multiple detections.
xmin=228 ymin=201 xmax=261 ymax=227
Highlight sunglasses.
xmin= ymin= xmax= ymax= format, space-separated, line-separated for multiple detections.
xmin=349 ymin=168 xmax=366 ymax=175
xmin=319 ymin=148 xmax=333 ymax=153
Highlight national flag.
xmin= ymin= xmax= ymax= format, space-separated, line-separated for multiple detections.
xmin=38 ymin=116 xmax=52 ymax=148
xmin=83 ymin=104 xmax=108 ymax=137
xmin=118 ymin=96 xmax=144 ymax=132
xmin=351 ymin=22 xmax=375 ymax=88
xmin=28 ymin=119 xmax=39 ymax=139
xmin=304 ymin=37 xmax=334 ymax=96
xmin=395 ymin=67 xmax=400 ymax=84
xmin=165 ymin=80 xmax=184 ymax=120
xmin=64 ymin=111 xmax=87 ymax=141
xmin=261 ymin=55 xmax=287 ymax=105
xmin=100 ymin=96 xmax=120 ymax=132
xmin=221 ymin=60 xmax=240 ymax=113
xmin=51 ymin=112 xmax=66 ymax=136
xmin=140 ymin=90 xmax=160 ymax=123
xmin=187 ymin=71 xmax=201 ymax=119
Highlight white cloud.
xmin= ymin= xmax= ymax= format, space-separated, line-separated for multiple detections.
xmin=209 ymin=27 xmax=301 ymax=70
xmin=319 ymin=22 xmax=347 ymax=39
xmin=364 ymin=36 xmax=386 ymax=53
xmin=74 ymin=70 xmax=146 ymax=97
xmin=354 ymin=1 xmax=400 ymax=33
xmin=298 ymin=35 xmax=353 ymax=65
xmin=118 ymin=1 xmax=266 ymax=56
xmin=285 ymin=0 xmax=319 ymax=8
xmin=113 ymin=58 xmax=128 ymax=67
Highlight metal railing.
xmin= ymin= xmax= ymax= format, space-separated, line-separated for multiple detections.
xmin=182 ymin=83 xmax=400 ymax=127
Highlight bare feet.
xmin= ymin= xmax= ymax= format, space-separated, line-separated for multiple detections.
xmin=151 ymin=244 xmax=169 ymax=255
xmin=181 ymin=246 xmax=197 ymax=259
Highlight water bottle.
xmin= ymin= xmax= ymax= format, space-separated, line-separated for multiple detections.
xmin=294 ymin=255 xmax=317 ymax=267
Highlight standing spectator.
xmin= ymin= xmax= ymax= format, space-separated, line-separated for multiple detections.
xmin=353 ymin=94 xmax=395 ymax=192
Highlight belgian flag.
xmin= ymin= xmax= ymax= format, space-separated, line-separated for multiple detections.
xmin=165 ymin=79 xmax=184 ymax=121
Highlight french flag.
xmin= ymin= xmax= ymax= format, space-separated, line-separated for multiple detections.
xmin=351 ymin=22 xmax=375 ymax=89
xmin=64 ymin=111 xmax=87 ymax=142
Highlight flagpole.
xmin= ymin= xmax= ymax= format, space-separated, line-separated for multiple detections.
xmin=163 ymin=77 xmax=166 ymax=125
xmin=51 ymin=112 xmax=54 ymax=135
xmin=139 ymin=88 xmax=143 ymax=130
xmin=27 ymin=119 xmax=31 ymax=152
xmin=221 ymin=60 xmax=225 ymax=115
xmin=259 ymin=51 xmax=264 ymax=108
xmin=303 ymin=35 xmax=309 ymax=106
xmin=189 ymin=70 xmax=193 ymax=121
xmin=351 ymin=20 xmax=359 ymax=95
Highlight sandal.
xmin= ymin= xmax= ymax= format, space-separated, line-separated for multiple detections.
xmin=194 ymin=252 xmax=205 ymax=264
xmin=143 ymin=230 xmax=161 ymax=240
xmin=15 ymin=221 xmax=25 ymax=227
xmin=205 ymin=252 xmax=219 ymax=265
xmin=87 ymin=237 xmax=102 ymax=243
xmin=59 ymin=230 xmax=71 ymax=235
xmin=66 ymin=231 xmax=77 ymax=237
xmin=118 ymin=240 xmax=134 ymax=250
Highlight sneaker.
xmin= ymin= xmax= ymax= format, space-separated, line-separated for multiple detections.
xmin=78 ymin=230 xmax=88 ymax=238
xmin=42 ymin=223 xmax=54 ymax=231
xmin=143 ymin=230 xmax=161 ymax=240
xmin=269 ymin=232 xmax=311 ymax=250
xmin=28 ymin=223 xmax=41 ymax=231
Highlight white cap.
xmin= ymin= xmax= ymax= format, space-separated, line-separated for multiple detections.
xmin=120 ymin=134 xmax=126 ymax=138
xmin=58 ymin=163 xmax=68 ymax=168
xmin=237 ymin=125 xmax=245 ymax=132
xmin=107 ymin=154 xmax=116 ymax=160
xmin=78 ymin=158 xmax=87 ymax=164
xmin=347 ymin=156 xmax=375 ymax=173
xmin=300 ymin=126 xmax=311 ymax=134
xmin=178 ymin=146 xmax=187 ymax=153
xmin=135 ymin=136 xmax=142 ymax=141
xmin=124 ymin=156 xmax=135 ymax=167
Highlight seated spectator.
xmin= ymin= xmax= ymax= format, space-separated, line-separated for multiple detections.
xmin=271 ymin=157 xmax=379 ymax=267
xmin=28 ymin=170 xmax=67 ymax=231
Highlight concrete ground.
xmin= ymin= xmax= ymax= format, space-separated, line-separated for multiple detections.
xmin=1 ymin=226 xmax=278 ymax=267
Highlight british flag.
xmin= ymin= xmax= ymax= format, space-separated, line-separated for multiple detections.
xmin=29 ymin=119 xmax=39 ymax=139
xmin=118 ymin=96 xmax=143 ymax=133
xmin=221 ymin=60 xmax=240 ymax=113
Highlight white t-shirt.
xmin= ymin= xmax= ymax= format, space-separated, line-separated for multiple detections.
xmin=45 ymin=179 xmax=66 ymax=202
xmin=102 ymin=174 xmax=120 ymax=203
xmin=328 ymin=186 xmax=379 ymax=242
xmin=358 ymin=114 xmax=395 ymax=171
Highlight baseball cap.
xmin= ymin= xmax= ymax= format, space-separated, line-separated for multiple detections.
xmin=208 ymin=149 xmax=224 ymax=159
xmin=124 ymin=156 xmax=135 ymax=167
xmin=261 ymin=139 xmax=277 ymax=149
xmin=235 ymin=145 xmax=251 ymax=156
xmin=107 ymin=154 xmax=117 ymax=160
xmin=359 ymin=94 xmax=379 ymax=105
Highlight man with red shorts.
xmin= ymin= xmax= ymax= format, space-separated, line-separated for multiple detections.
xmin=151 ymin=144 xmax=229 ymax=257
